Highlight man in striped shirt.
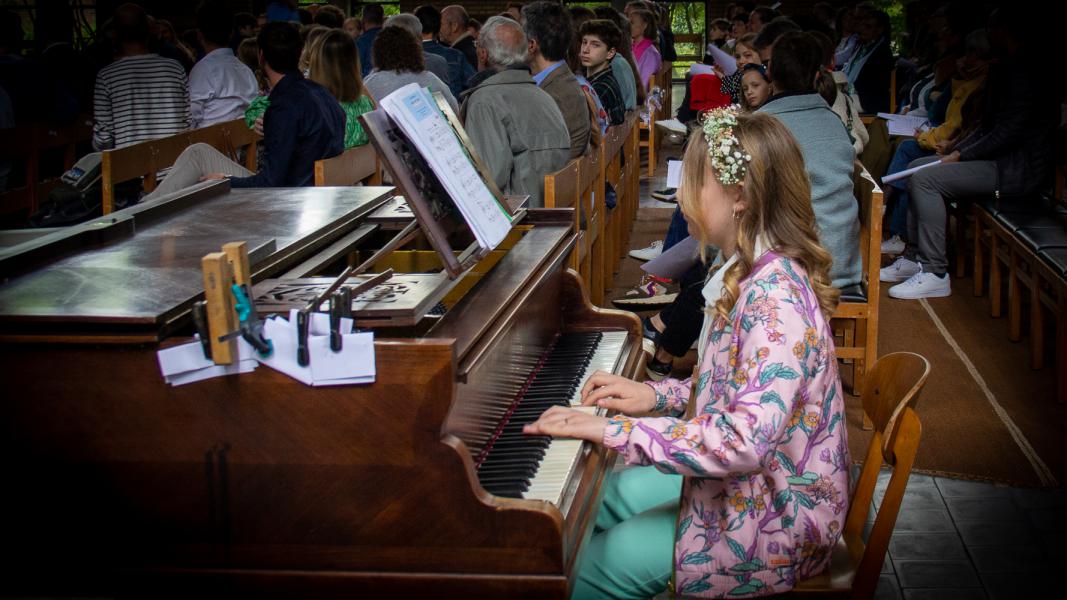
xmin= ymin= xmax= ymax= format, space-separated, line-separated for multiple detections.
xmin=92 ymin=4 xmax=189 ymax=150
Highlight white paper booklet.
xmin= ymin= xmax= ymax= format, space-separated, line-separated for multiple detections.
xmin=878 ymin=112 xmax=931 ymax=137
xmin=379 ymin=83 xmax=512 ymax=250
xmin=705 ymin=44 xmax=738 ymax=76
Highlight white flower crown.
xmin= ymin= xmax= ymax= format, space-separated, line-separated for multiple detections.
xmin=700 ymin=105 xmax=752 ymax=186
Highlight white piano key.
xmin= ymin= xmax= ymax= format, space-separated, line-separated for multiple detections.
xmin=522 ymin=406 xmax=601 ymax=506
xmin=568 ymin=331 xmax=628 ymax=408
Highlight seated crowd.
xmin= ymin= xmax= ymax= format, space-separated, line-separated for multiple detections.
xmin=0 ymin=2 xmax=1063 ymax=597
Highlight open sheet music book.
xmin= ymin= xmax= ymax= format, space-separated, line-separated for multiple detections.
xmin=378 ymin=83 xmax=513 ymax=250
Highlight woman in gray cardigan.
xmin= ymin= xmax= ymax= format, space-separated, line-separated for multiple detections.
xmin=363 ymin=25 xmax=459 ymax=115
xmin=758 ymin=32 xmax=862 ymax=290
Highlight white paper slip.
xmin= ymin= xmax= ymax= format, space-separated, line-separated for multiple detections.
xmin=288 ymin=309 xmax=353 ymax=336
xmin=642 ymin=236 xmax=701 ymax=280
xmin=881 ymin=159 xmax=943 ymax=184
xmin=166 ymin=361 xmax=258 ymax=386
xmin=257 ymin=316 xmax=314 ymax=385
xmin=257 ymin=316 xmax=376 ymax=386
xmin=706 ymin=43 xmax=738 ymax=76
xmin=308 ymin=332 xmax=376 ymax=385
xmin=689 ymin=63 xmax=715 ymax=77
xmin=655 ymin=118 xmax=687 ymax=134
xmin=666 ymin=160 xmax=683 ymax=189
xmin=157 ymin=337 xmax=258 ymax=386
xmin=379 ymin=84 xmax=512 ymax=250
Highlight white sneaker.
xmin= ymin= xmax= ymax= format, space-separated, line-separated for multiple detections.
xmin=881 ymin=235 xmax=906 ymax=255
xmin=879 ymin=256 xmax=921 ymax=283
xmin=629 ymin=240 xmax=664 ymax=261
xmin=888 ymin=267 xmax=951 ymax=299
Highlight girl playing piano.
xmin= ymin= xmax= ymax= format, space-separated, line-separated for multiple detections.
xmin=524 ymin=107 xmax=849 ymax=599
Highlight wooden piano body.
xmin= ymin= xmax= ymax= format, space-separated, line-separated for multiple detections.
xmin=0 ymin=181 xmax=643 ymax=598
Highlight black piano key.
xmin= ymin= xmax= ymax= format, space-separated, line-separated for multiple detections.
xmin=476 ymin=331 xmax=606 ymax=497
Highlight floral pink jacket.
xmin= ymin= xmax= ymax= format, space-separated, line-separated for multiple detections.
xmin=604 ymin=253 xmax=850 ymax=598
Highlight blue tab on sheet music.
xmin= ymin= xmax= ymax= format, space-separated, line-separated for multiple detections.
xmin=403 ymin=91 xmax=433 ymax=122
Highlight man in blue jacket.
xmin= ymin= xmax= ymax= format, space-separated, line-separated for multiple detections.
xmin=415 ymin=4 xmax=474 ymax=96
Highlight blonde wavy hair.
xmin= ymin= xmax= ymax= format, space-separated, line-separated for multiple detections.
xmin=677 ymin=111 xmax=840 ymax=321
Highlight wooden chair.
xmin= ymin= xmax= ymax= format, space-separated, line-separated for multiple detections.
xmin=638 ymin=61 xmax=673 ymax=178
xmin=601 ymin=119 xmax=631 ymax=293
xmin=544 ymin=157 xmax=587 ymax=279
xmin=790 ymin=352 xmax=929 ymax=599
xmin=100 ymin=119 xmax=260 ymax=213
xmin=832 ymin=163 xmax=884 ymax=396
xmin=0 ymin=116 xmax=93 ymax=219
xmin=578 ymin=142 xmax=606 ymax=306
xmin=314 ymin=144 xmax=382 ymax=186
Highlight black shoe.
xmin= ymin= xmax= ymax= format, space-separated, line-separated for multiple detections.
xmin=645 ymin=355 xmax=673 ymax=381
xmin=651 ymin=187 xmax=677 ymax=202
xmin=641 ymin=315 xmax=662 ymax=346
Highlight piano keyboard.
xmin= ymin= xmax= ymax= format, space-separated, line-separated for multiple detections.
xmin=476 ymin=331 xmax=629 ymax=506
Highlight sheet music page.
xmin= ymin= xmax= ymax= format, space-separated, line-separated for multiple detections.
xmin=379 ymin=83 xmax=512 ymax=250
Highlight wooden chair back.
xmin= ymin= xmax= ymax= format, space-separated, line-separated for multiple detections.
xmin=578 ymin=139 xmax=605 ymax=305
xmin=101 ymin=119 xmax=261 ymax=213
xmin=831 ymin=162 xmax=884 ymax=393
xmin=544 ymin=157 xmax=584 ymax=282
xmin=581 ymin=87 xmax=602 ymax=151
xmin=0 ymin=116 xmax=93 ymax=218
xmin=314 ymin=144 xmax=382 ymax=187
xmin=793 ymin=352 xmax=929 ymax=599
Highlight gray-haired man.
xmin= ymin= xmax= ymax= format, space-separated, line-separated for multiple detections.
xmin=459 ymin=16 xmax=570 ymax=208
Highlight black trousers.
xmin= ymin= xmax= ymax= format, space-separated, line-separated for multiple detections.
xmin=657 ymin=260 xmax=712 ymax=358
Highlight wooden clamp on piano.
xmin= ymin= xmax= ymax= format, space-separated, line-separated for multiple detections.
xmin=0 ymin=88 xmax=645 ymax=598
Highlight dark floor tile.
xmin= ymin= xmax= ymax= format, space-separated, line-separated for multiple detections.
xmin=1040 ymin=529 xmax=1067 ymax=559
xmin=968 ymin=545 xmax=1048 ymax=573
xmin=889 ymin=533 xmax=968 ymax=561
xmin=935 ymin=477 xmax=1012 ymax=498
xmin=890 ymin=508 xmax=956 ymax=533
xmin=878 ymin=473 xmax=937 ymax=492
xmin=944 ymin=496 xmax=1023 ymax=522
xmin=981 ymin=572 xmax=1056 ymax=600
xmin=956 ymin=519 xmax=1039 ymax=547
xmin=883 ymin=552 xmax=893 ymax=574
xmin=1027 ymin=507 xmax=1067 ymax=532
xmin=1010 ymin=487 xmax=1067 ymax=510
xmin=894 ymin=560 xmax=980 ymax=588
xmin=903 ymin=589 xmax=987 ymax=600
xmin=876 ymin=483 xmax=948 ymax=511
xmin=875 ymin=573 xmax=903 ymax=600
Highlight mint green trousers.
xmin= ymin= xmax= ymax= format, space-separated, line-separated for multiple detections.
xmin=572 ymin=467 xmax=684 ymax=600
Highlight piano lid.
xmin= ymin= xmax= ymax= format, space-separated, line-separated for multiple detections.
xmin=0 ymin=182 xmax=393 ymax=333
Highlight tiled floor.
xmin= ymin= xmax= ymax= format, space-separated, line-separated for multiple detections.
xmin=866 ymin=469 xmax=1065 ymax=600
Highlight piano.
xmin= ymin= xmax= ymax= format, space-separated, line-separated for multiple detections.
xmin=0 ymin=180 xmax=643 ymax=598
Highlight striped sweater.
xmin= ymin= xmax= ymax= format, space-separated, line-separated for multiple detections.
xmin=92 ymin=53 xmax=190 ymax=150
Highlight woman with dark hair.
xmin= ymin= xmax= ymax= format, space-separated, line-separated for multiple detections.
xmin=362 ymin=25 xmax=458 ymax=114
xmin=841 ymin=5 xmax=894 ymax=113
xmin=810 ymin=30 xmax=868 ymax=156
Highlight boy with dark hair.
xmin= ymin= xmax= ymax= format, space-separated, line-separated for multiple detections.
xmin=144 ymin=21 xmax=344 ymax=198
xmin=578 ymin=19 xmax=625 ymax=125
xmin=190 ymin=0 xmax=258 ymax=129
